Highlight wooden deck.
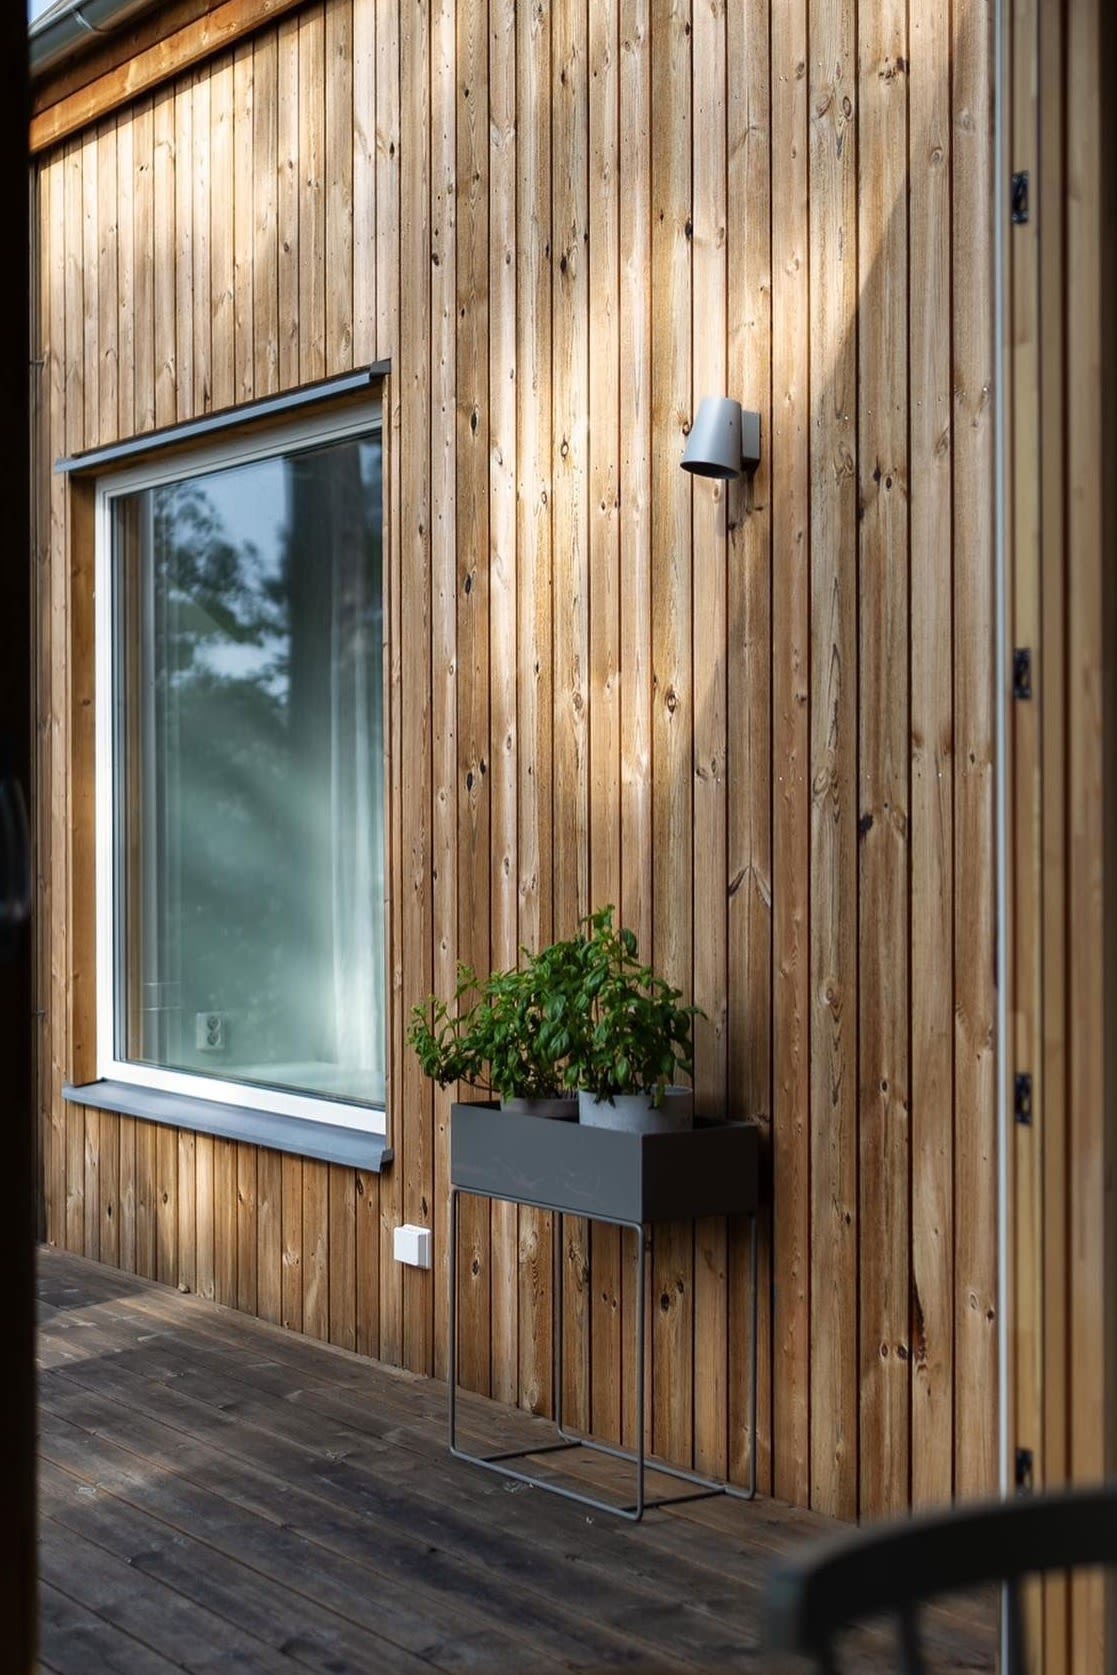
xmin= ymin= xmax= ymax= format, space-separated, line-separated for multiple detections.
xmin=35 ymin=1247 xmax=996 ymax=1672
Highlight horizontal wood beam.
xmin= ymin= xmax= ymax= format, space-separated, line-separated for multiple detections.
xmin=30 ymin=0 xmax=306 ymax=155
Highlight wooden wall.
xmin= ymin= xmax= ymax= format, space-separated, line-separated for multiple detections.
xmin=1008 ymin=0 xmax=1117 ymax=1668
xmin=31 ymin=0 xmax=999 ymax=1522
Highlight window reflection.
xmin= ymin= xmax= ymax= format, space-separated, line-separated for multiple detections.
xmin=112 ymin=434 xmax=386 ymax=1108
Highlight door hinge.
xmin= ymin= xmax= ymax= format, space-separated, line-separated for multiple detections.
xmin=1015 ymin=1447 xmax=1034 ymax=1493
xmin=1014 ymin=1072 xmax=1034 ymax=1127
xmin=1012 ymin=171 xmax=1030 ymax=225
xmin=1013 ymin=647 xmax=1033 ymax=700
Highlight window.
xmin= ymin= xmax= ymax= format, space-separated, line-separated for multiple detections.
xmin=94 ymin=405 xmax=387 ymax=1139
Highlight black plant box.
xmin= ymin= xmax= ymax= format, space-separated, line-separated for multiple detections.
xmin=450 ymin=1101 xmax=759 ymax=1225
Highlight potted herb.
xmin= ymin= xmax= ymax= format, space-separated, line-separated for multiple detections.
xmin=407 ymin=942 xmax=588 ymax=1118
xmin=568 ymin=907 xmax=700 ymax=1133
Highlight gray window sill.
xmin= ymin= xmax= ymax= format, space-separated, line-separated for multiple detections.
xmin=64 ymin=1079 xmax=393 ymax=1172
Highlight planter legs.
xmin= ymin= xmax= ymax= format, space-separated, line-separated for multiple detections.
xmin=448 ymin=1187 xmax=759 ymax=1520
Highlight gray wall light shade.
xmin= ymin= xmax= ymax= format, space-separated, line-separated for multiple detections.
xmin=681 ymin=397 xmax=762 ymax=479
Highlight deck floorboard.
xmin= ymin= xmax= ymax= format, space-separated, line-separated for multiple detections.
xmin=36 ymin=1247 xmax=996 ymax=1671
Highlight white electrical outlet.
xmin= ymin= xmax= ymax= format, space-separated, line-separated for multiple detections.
xmin=195 ymin=1011 xmax=226 ymax=1051
xmin=393 ymin=1224 xmax=432 ymax=1269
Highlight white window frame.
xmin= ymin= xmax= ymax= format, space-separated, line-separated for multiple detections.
xmin=94 ymin=402 xmax=388 ymax=1140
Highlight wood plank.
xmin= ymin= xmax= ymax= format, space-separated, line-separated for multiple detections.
xmin=152 ymin=87 xmax=176 ymax=426
xmin=857 ymin=0 xmax=911 ymax=1522
xmin=67 ymin=473 xmax=97 ymax=1090
xmin=39 ymin=1576 xmax=184 ymax=1675
xmin=616 ymin=0 xmax=651 ymax=961
xmin=37 ymin=1385 xmax=680 ymax=1674
xmin=432 ymin=0 xmax=462 ymax=1386
xmin=355 ymin=1167 xmax=380 ymax=1358
xmin=397 ymin=0 xmax=432 ymax=1383
xmin=252 ymin=29 xmax=279 ymax=396
xmin=649 ymin=0 xmax=693 ymax=1472
xmin=429 ymin=0 xmax=457 ymax=1390
xmin=174 ymin=78 xmax=194 ymax=422
xmin=1009 ymin=0 xmax=1042 ymax=1646
xmin=807 ymin=0 xmax=859 ymax=1521
xmin=36 ymin=1302 xmax=769 ymax=1673
xmin=39 ymin=1511 xmax=281 ymax=1673
xmin=281 ymin=1151 xmax=303 ymax=1332
xmin=1009 ymin=0 xmax=1043 ymax=1648
xmin=32 ymin=163 xmax=48 ymax=1252
xmin=515 ymin=0 xmax=555 ymax=1418
xmin=213 ymin=1137 xmax=237 ymax=1308
xmin=726 ymin=0 xmax=773 ymax=1493
xmin=298 ymin=5 xmax=326 ymax=386
xmin=117 ymin=109 xmax=137 ymax=433
xmin=191 ymin=68 xmax=211 ymax=413
xmin=156 ymin=1122 xmax=178 ymax=1288
xmin=616 ymin=0 xmax=652 ymax=1454
xmin=1065 ymin=2 xmax=1112 ymax=1669
xmin=551 ymin=0 xmax=590 ymax=945
xmin=44 ymin=1243 xmax=918 ymax=1635
xmin=42 ymin=1458 xmax=448 ymax=1675
xmin=454 ymin=0 xmax=490 ymax=1400
xmin=55 ymin=149 xmax=79 ymax=1237
xmin=177 ymin=1130 xmax=196 ymax=1295
xmin=32 ymin=164 xmax=48 ymax=1243
xmin=328 ymin=1165 xmax=357 ymax=1352
xmin=1038 ymin=0 xmax=1069 ymax=1661
xmin=909 ymin=0 xmax=955 ymax=1512
xmin=96 ymin=119 xmax=119 ymax=450
xmin=324 ymin=0 xmax=354 ymax=374
xmin=302 ymin=1158 xmax=329 ymax=1341
xmin=83 ymin=1107 xmax=99 ymax=1261
xmin=134 ymin=1118 xmax=157 ymax=1280
xmin=952 ymin=0 xmax=998 ymax=1502
xmin=374 ymin=0 xmax=397 ymax=370
xmin=690 ymin=0 xmax=728 ymax=1484
xmin=45 ymin=153 xmax=66 ymax=1250
xmin=652 ymin=1220 xmax=693 ymax=1471
xmin=99 ymin=1109 xmax=120 ymax=1270
xmin=236 ymin=1142 xmax=258 ymax=1315
xmin=132 ymin=98 xmax=155 ymax=433
xmin=256 ymin=1147 xmax=282 ymax=1326
xmin=233 ymin=43 xmax=255 ymax=404
xmin=351 ymin=0 xmax=376 ymax=365
xmin=375 ymin=0 xmax=403 ymax=1376
xmin=587 ymin=0 xmax=623 ymax=1453
xmin=488 ymin=0 xmax=519 ymax=1413
xmin=63 ymin=139 xmax=84 ymax=459
xmin=276 ymin=16 xmax=298 ymax=392
xmin=31 ymin=0 xmax=311 ymax=155
xmin=118 ymin=1116 xmax=137 ymax=1273
xmin=552 ymin=0 xmax=591 ymax=1437
xmin=194 ymin=1131 xmax=215 ymax=1299
xmin=210 ymin=54 xmax=235 ymax=411
xmin=81 ymin=127 xmax=98 ymax=452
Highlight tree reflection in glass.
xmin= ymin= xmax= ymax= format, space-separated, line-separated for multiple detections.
xmin=113 ymin=433 xmax=385 ymax=1109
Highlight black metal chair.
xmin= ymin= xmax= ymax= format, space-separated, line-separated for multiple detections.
xmin=763 ymin=1482 xmax=1117 ymax=1673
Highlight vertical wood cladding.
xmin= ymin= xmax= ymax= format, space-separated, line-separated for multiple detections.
xmin=32 ymin=0 xmax=998 ymax=1519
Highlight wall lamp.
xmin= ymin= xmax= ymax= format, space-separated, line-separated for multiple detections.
xmin=681 ymin=397 xmax=761 ymax=481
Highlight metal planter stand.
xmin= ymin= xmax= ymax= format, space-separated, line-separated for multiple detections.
xmin=448 ymin=1103 xmax=760 ymax=1521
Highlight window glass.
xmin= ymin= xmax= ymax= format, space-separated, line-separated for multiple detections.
xmin=109 ymin=431 xmax=385 ymax=1110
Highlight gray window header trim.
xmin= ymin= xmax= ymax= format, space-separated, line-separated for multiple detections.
xmin=55 ymin=361 xmax=391 ymax=477
xmin=65 ymin=1080 xmax=393 ymax=1172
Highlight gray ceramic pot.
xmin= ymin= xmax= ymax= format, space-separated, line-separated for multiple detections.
xmin=577 ymin=1086 xmax=694 ymax=1133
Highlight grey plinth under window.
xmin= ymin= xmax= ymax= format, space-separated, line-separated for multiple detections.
xmin=448 ymin=1102 xmax=761 ymax=1521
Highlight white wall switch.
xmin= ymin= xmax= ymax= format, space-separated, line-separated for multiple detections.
xmin=393 ymin=1223 xmax=432 ymax=1269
